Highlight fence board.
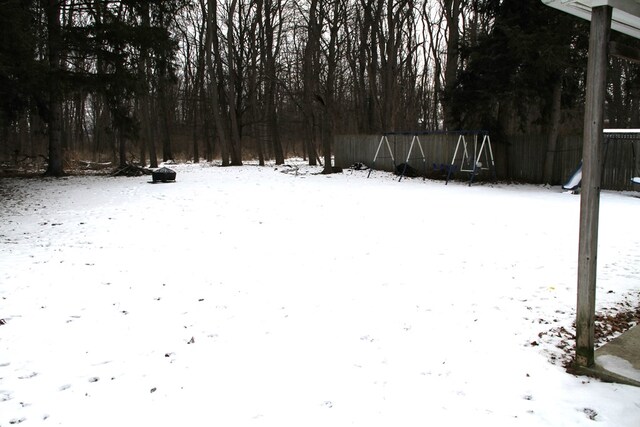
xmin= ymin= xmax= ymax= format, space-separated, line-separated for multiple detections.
xmin=335 ymin=133 xmax=640 ymax=191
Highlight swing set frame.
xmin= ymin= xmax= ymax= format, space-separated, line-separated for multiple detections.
xmin=367 ymin=130 xmax=496 ymax=185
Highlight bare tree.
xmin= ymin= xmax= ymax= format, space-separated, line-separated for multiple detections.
xmin=137 ymin=1 xmax=158 ymax=167
xmin=422 ymin=1 xmax=445 ymax=129
xmin=319 ymin=0 xmax=345 ymax=173
xmin=205 ymin=0 xmax=232 ymax=165
xmin=225 ymin=0 xmax=243 ymax=165
xmin=247 ymin=0 xmax=266 ymax=164
xmin=543 ymin=73 xmax=563 ymax=184
xmin=43 ymin=0 xmax=64 ymax=176
xmin=442 ymin=0 xmax=461 ymax=129
xmin=302 ymin=0 xmax=321 ymax=166
xmin=259 ymin=0 xmax=285 ymax=164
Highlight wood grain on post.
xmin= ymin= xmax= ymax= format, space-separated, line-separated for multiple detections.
xmin=576 ymin=5 xmax=612 ymax=368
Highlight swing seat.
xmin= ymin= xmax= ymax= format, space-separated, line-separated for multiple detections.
xmin=433 ymin=163 xmax=457 ymax=173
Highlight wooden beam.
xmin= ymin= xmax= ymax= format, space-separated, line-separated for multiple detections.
xmin=609 ymin=41 xmax=640 ymax=64
xmin=576 ymin=5 xmax=612 ymax=369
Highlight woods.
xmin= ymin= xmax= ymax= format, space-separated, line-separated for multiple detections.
xmin=2 ymin=0 xmax=640 ymax=176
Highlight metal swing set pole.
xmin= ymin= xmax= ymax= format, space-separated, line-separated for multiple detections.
xmin=469 ymin=134 xmax=496 ymax=185
xmin=398 ymin=135 xmax=427 ymax=182
xmin=368 ymin=134 xmax=395 ymax=178
xmin=446 ymin=134 xmax=469 ymax=184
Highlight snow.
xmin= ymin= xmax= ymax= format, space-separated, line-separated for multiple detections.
xmin=1 ymin=160 xmax=639 ymax=427
xmin=596 ymin=355 xmax=640 ymax=383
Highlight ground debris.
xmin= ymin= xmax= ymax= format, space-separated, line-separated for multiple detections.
xmin=583 ymin=408 xmax=598 ymax=420
xmin=594 ymin=307 xmax=640 ymax=342
xmin=537 ymin=298 xmax=640 ymax=370
xmin=69 ymin=159 xmax=113 ymax=171
xmin=111 ymin=163 xmax=152 ymax=177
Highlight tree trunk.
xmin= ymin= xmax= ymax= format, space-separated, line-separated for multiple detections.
xmin=443 ymin=0 xmax=461 ymax=129
xmin=543 ymin=74 xmax=562 ymax=185
xmin=206 ymin=0 xmax=230 ymax=165
xmin=156 ymin=5 xmax=174 ymax=163
xmin=137 ymin=1 xmax=156 ymax=167
xmin=248 ymin=0 xmax=264 ymax=165
xmin=303 ymin=0 xmax=320 ymax=167
xmin=226 ymin=0 xmax=243 ymax=165
xmin=191 ymin=105 xmax=200 ymax=164
xmin=367 ymin=0 xmax=382 ymax=132
xmin=44 ymin=0 xmax=64 ymax=176
xmin=354 ymin=0 xmax=373 ymax=133
xmin=422 ymin=2 xmax=444 ymax=130
xmin=1 ymin=118 xmax=9 ymax=162
xmin=191 ymin=17 xmax=209 ymax=164
xmin=158 ymin=64 xmax=173 ymax=162
xmin=381 ymin=0 xmax=398 ymax=131
xmin=200 ymin=82 xmax=215 ymax=161
xmin=321 ymin=0 xmax=341 ymax=174
xmin=118 ymin=127 xmax=127 ymax=167
xmin=145 ymin=96 xmax=159 ymax=168
xmin=261 ymin=0 xmax=284 ymax=165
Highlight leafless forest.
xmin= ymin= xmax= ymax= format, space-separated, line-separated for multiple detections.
xmin=2 ymin=0 xmax=640 ymax=176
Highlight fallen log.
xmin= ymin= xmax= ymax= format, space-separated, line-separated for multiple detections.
xmin=111 ymin=163 xmax=152 ymax=177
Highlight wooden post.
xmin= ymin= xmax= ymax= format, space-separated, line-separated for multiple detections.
xmin=576 ymin=5 xmax=612 ymax=368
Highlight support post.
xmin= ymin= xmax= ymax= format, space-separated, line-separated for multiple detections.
xmin=576 ymin=5 xmax=611 ymax=368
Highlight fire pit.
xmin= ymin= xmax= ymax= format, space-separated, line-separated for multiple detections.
xmin=152 ymin=167 xmax=177 ymax=183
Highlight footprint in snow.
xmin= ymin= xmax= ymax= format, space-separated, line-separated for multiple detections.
xmin=17 ymin=372 xmax=38 ymax=380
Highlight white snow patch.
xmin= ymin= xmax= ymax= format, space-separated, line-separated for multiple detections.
xmin=1 ymin=160 xmax=639 ymax=427
xmin=597 ymin=355 xmax=640 ymax=382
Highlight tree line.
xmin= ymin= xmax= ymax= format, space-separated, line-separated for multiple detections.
xmin=1 ymin=0 xmax=640 ymax=176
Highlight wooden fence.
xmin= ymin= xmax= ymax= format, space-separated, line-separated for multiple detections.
xmin=335 ymin=133 xmax=640 ymax=191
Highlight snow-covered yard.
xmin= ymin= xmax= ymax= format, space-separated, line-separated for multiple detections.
xmin=1 ymin=161 xmax=639 ymax=426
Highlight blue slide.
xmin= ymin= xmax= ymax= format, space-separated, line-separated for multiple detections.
xmin=563 ymin=160 xmax=582 ymax=191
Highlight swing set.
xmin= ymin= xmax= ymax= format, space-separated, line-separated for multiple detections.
xmin=445 ymin=131 xmax=496 ymax=185
xmin=367 ymin=130 xmax=496 ymax=185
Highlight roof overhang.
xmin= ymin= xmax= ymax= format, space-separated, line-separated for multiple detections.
xmin=542 ymin=0 xmax=640 ymax=39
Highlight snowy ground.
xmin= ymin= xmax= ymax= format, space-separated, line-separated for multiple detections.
xmin=1 ymin=160 xmax=639 ymax=426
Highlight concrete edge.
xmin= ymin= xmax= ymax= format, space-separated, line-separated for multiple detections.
xmin=574 ymin=364 xmax=640 ymax=388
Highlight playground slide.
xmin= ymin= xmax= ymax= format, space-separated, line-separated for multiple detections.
xmin=563 ymin=161 xmax=583 ymax=190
